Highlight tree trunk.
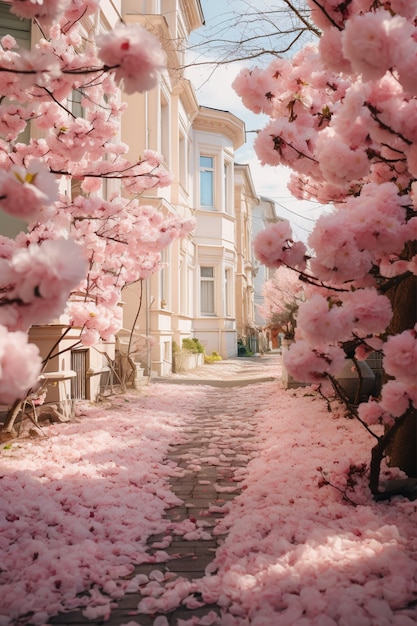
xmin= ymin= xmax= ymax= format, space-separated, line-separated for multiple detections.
xmin=385 ymin=260 xmax=417 ymax=477
xmin=386 ymin=412 xmax=417 ymax=477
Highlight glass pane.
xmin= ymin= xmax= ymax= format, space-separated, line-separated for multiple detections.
xmin=225 ymin=270 xmax=230 ymax=316
xmin=201 ymin=267 xmax=214 ymax=278
xmin=200 ymin=156 xmax=213 ymax=169
xmin=200 ymin=170 xmax=214 ymax=206
xmin=201 ymin=281 xmax=215 ymax=314
xmin=0 ymin=5 xmax=31 ymax=48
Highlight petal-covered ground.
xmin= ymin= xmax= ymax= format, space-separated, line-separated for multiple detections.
xmin=1 ymin=355 xmax=417 ymax=625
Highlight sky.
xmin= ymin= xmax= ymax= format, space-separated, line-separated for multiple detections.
xmin=186 ymin=0 xmax=326 ymax=242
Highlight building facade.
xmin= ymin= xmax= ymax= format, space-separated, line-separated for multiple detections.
xmin=119 ymin=1 xmax=264 ymax=376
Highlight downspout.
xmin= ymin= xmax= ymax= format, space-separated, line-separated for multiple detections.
xmin=145 ymin=90 xmax=152 ymax=380
xmin=146 ymin=278 xmax=152 ymax=380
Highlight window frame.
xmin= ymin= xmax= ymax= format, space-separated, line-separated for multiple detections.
xmin=199 ymin=154 xmax=215 ymax=209
xmin=224 ymin=268 xmax=233 ymax=317
xmin=223 ymin=160 xmax=233 ymax=214
xmin=200 ymin=265 xmax=216 ymax=316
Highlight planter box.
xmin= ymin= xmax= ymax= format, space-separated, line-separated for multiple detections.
xmin=173 ymin=351 xmax=204 ymax=373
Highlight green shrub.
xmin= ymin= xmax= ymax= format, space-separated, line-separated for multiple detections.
xmin=182 ymin=337 xmax=205 ymax=354
xmin=237 ymin=339 xmax=253 ymax=357
xmin=204 ymin=351 xmax=222 ymax=364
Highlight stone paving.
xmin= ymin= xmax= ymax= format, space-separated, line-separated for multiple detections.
xmin=49 ymin=354 xmax=281 ymax=626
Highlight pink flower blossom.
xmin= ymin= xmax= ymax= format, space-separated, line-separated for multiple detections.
xmin=232 ymin=63 xmax=288 ymax=116
xmin=1 ymin=35 xmax=17 ymax=50
xmin=253 ymin=220 xmax=306 ymax=269
xmin=380 ymin=380 xmax=412 ymax=417
xmin=319 ymin=27 xmax=352 ymax=74
xmin=0 ymin=103 xmax=28 ymax=142
xmin=0 ymin=238 xmax=87 ymax=330
xmin=61 ymin=0 xmax=99 ymax=23
xmin=142 ymin=149 xmax=164 ymax=168
xmin=308 ymin=212 xmax=373 ymax=284
xmin=341 ymin=288 xmax=392 ymax=336
xmin=357 ymin=398 xmax=384 ymax=425
xmin=390 ymin=0 xmax=417 ymax=19
xmin=383 ymin=328 xmax=417 ymax=385
xmin=0 ymin=325 xmax=42 ymax=404
xmin=342 ymin=10 xmax=413 ymax=82
xmin=81 ymin=177 xmax=102 ymax=194
xmin=97 ymin=24 xmax=166 ymax=95
xmin=254 ymin=118 xmax=318 ymax=177
xmin=10 ymin=0 xmax=71 ymax=25
xmin=296 ymin=294 xmax=353 ymax=345
xmin=392 ymin=30 xmax=417 ymax=96
xmin=316 ymin=128 xmax=370 ymax=186
xmin=284 ymin=339 xmax=346 ymax=383
xmin=0 ymin=159 xmax=59 ymax=221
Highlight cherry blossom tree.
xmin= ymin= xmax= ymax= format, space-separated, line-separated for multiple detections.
xmin=258 ymin=265 xmax=305 ymax=340
xmin=0 ymin=0 xmax=194 ymax=424
xmin=234 ymin=0 xmax=417 ymax=496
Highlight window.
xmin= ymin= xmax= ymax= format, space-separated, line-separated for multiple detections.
xmin=69 ymin=88 xmax=84 ymax=119
xmin=179 ymin=132 xmax=186 ymax=187
xmin=224 ymin=162 xmax=232 ymax=213
xmin=0 ymin=3 xmax=31 ymax=48
xmin=0 ymin=1 xmax=31 ymax=237
xmin=225 ymin=269 xmax=232 ymax=317
xmin=159 ymin=248 xmax=167 ymax=308
xmin=161 ymin=96 xmax=170 ymax=166
xmin=0 ymin=2 xmax=31 ymax=145
xmin=200 ymin=266 xmax=215 ymax=315
xmin=200 ymin=156 xmax=214 ymax=208
xmin=71 ymin=349 xmax=88 ymax=400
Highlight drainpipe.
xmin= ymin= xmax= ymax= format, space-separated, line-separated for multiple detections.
xmin=146 ymin=279 xmax=153 ymax=379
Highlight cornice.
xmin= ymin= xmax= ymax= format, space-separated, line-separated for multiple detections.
xmin=193 ymin=106 xmax=246 ymax=150
xmin=180 ymin=0 xmax=205 ymax=32
xmin=173 ymin=78 xmax=199 ymax=120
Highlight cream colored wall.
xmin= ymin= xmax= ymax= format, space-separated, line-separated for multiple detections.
xmin=233 ymin=166 xmax=258 ymax=345
xmin=119 ymin=4 xmax=199 ymax=375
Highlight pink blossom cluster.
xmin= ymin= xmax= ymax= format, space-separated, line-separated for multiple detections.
xmin=296 ymin=289 xmax=392 ymax=347
xmin=253 ymin=219 xmax=306 ymax=270
xmin=0 ymin=238 xmax=87 ymax=333
xmin=235 ymin=2 xmax=417 ymax=436
xmin=97 ymin=24 xmax=166 ymax=94
xmin=0 ymin=158 xmax=59 ymax=221
xmin=9 ymin=0 xmax=74 ymax=26
xmin=284 ymin=339 xmax=346 ymax=384
xmin=0 ymin=325 xmax=42 ymax=404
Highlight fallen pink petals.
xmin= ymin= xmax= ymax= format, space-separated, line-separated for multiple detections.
xmin=1 ymin=362 xmax=417 ymax=624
